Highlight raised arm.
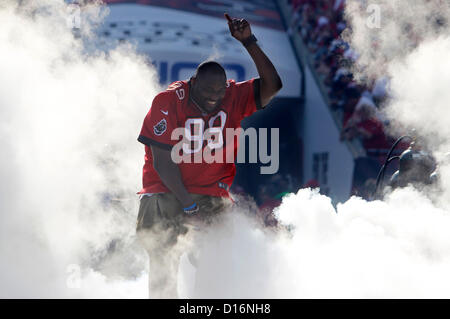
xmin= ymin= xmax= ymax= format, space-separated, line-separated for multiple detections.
xmin=225 ymin=13 xmax=283 ymax=107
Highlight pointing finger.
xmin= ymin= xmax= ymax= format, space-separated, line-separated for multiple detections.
xmin=224 ymin=13 xmax=233 ymax=23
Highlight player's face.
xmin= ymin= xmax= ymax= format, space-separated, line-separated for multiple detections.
xmin=193 ymin=73 xmax=227 ymax=113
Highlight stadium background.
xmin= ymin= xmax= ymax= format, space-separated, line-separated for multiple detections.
xmin=97 ymin=0 xmax=401 ymax=211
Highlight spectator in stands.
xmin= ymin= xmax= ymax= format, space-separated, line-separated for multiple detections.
xmin=340 ymin=97 xmax=389 ymax=150
xmin=361 ymin=178 xmax=377 ymax=200
xmin=256 ymin=174 xmax=299 ymax=227
xmin=264 ymin=211 xmax=278 ymax=228
xmin=303 ymin=178 xmax=320 ymax=189
xmin=257 ymin=185 xmax=281 ymax=227
xmin=286 ymin=0 xmax=416 ymax=198
xmin=230 ymin=183 xmax=246 ymax=197
xmin=270 ymin=174 xmax=293 ymax=200
xmin=371 ymin=76 xmax=389 ymax=105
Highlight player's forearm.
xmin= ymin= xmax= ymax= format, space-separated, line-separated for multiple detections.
xmin=224 ymin=14 xmax=282 ymax=105
xmin=154 ymin=160 xmax=194 ymax=207
xmin=244 ymin=42 xmax=282 ymax=105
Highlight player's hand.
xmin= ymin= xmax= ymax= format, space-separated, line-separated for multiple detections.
xmin=183 ymin=202 xmax=199 ymax=215
xmin=224 ymin=13 xmax=252 ymax=43
xmin=183 ymin=203 xmax=204 ymax=229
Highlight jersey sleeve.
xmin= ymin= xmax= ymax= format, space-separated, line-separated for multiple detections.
xmin=234 ymin=78 xmax=262 ymax=118
xmin=137 ymin=92 xmax=178 ymax=150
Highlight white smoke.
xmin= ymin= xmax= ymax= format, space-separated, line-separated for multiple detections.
xmin=342 ymin=0 xmax=450 ymax=82
xmin=183 ymin=187 xmax=450 ymax=298
xmin=3 ymin=0 xmax=450 ymax=299
xmin=343 ymin=0 xmax=450 ymax=199
xmin=0 ymin=0 xmax=156 ymax=298
xmin=179 ymin=0 xmax=450 ymax=298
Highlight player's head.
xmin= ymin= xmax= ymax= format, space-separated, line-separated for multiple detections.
xmin=190 ymin=61 xmax=227 ymax=113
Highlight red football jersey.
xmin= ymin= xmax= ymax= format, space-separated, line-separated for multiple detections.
xmin=138 ymin=78 xmax=261 ymax=197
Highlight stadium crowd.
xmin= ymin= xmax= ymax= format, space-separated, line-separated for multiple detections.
xmin=286 ymin=0 xmax=413 ymax=198
xmin=288 ymin=0 xmax=395 ymax=153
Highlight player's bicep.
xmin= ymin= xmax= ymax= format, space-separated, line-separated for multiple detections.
xmin=259 ymin=78 xmax=273 ymax=108
xmin=235 ymin=78 xmax=262 ymax=118
xmin=252 ymin=78 xmax=262 ymax=109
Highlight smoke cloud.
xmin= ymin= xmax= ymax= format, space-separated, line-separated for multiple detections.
xmin=343 ymin=0 xmax=450 ymax=200
xmin=0 ymin=0 xmax=156 ymax=298
xmin=182 ymin=0 xmax=450 ymax=298
xmin=186 ymin=188 xmax=450 ymax=298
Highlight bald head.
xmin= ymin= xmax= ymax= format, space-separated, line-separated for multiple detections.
xmin=194 ymin=61 xmax=226 ymax=79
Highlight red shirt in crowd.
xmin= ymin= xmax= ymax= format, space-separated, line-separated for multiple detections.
xmin=138 ymin=78 xmax=261 ymax=197
xmin=357 ymin=118 xmax=390 ymax=150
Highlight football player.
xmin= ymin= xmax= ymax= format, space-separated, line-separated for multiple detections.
xmin=136 ymin=13 xmax=282 ymax=298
